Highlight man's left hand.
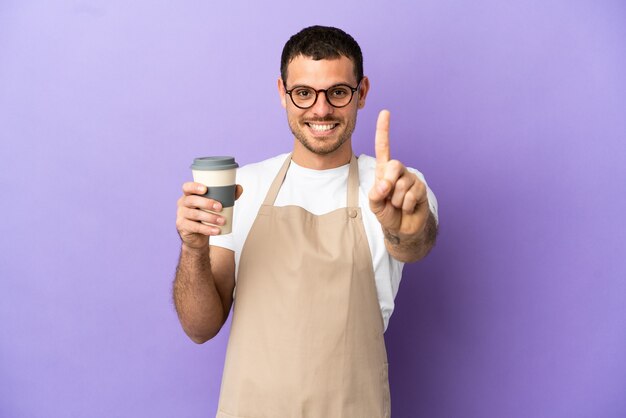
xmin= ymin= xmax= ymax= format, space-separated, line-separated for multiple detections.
xmin=368 ymin=110 xmax=431 ymax=245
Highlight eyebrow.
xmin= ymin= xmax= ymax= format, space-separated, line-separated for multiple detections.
xmin=286 ymin=82 xmax=354 ymax=90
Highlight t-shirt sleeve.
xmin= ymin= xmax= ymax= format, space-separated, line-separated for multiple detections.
xmin=209 ymin=232 xmax=235 ymax=251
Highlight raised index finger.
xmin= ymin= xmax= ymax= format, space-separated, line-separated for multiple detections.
xmin=375 ymin=109 xmax=391 ymax=164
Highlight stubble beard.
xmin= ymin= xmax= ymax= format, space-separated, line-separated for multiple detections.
xmin=288 ymin=113 xmax=358 ymax=156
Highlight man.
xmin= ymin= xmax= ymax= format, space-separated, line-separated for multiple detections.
xmin=174 ymin=25 xmax=438 ymax=417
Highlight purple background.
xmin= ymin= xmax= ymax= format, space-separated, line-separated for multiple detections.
xmin=1 ymin=1 xmax=625 ymax=417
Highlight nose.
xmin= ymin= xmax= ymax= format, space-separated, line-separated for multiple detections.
xmin=310 ymin=91 xmax=334 ymax=117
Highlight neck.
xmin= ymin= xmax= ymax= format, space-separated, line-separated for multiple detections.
xmin=291 ymin=139 xmax=353 ymax=170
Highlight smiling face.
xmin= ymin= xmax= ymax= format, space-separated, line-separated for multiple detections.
xmin=278 ymin=55 xmax=369 ymax=168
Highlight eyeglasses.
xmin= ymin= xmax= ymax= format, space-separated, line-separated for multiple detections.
xmin=284 ymin=81 xmax=361 ymax=109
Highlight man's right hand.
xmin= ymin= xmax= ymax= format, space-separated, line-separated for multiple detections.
xmin=176 ymin=182 xmax=243 ymax=249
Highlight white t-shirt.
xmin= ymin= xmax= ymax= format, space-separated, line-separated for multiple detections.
xmin=210 ymin=153 xmax=438 ymax=331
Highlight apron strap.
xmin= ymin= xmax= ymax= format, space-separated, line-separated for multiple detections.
xmin=263 ymin=153 xmax=360 ymax=208
xmin=263 ymin=154 xmax=293 ymax=206
xmin=347 ymin=154 xmax=359 ymax=208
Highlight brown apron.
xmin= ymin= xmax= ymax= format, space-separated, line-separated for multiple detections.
xmin=216 ymin=154 xmax=390 ymax=418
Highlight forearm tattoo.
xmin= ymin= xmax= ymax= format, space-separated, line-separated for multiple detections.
xmin=383 ymin=229 xmax=401 ymax=245
xmin=384 ymin=211 xmax=438 ymax=255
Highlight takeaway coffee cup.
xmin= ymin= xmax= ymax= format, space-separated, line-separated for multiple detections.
xmin=191 ymin=156 xmax=239 ymax=235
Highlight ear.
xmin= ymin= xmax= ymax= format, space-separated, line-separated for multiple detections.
xmin=356 ymin=76 xmax=370 ymax=109
xmin=278 ymin=78 xmax=287 ymax=109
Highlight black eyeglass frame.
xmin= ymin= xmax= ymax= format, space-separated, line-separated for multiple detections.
xmin=284 ymin=80 xmax=362 ymax=109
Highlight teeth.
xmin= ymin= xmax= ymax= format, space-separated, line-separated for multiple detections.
xmin=308 ymin=123 xmax=335 ymax=132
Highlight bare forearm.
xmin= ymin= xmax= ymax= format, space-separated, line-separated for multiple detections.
xmin=384 ymin=210 xmax=438 ymax=263
xmin=173 ymin=244 xmax=226 ymax=343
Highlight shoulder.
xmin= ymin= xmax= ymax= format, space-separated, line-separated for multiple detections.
xmin=357 ymin=153 xmax=377 ymax=170
xmin=237 ymin=153 xmax=289 ymax=185
xmin=356 ymin=154 xmax=377 ymax=189
xmin=238 ymin=153 xmax=289 ymax=176
xmin=234 ymin=153 xmax=290 ymax=209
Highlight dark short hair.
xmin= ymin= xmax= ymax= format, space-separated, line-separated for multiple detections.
xmin=280 ymin=26 xmax=363 ymax=85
